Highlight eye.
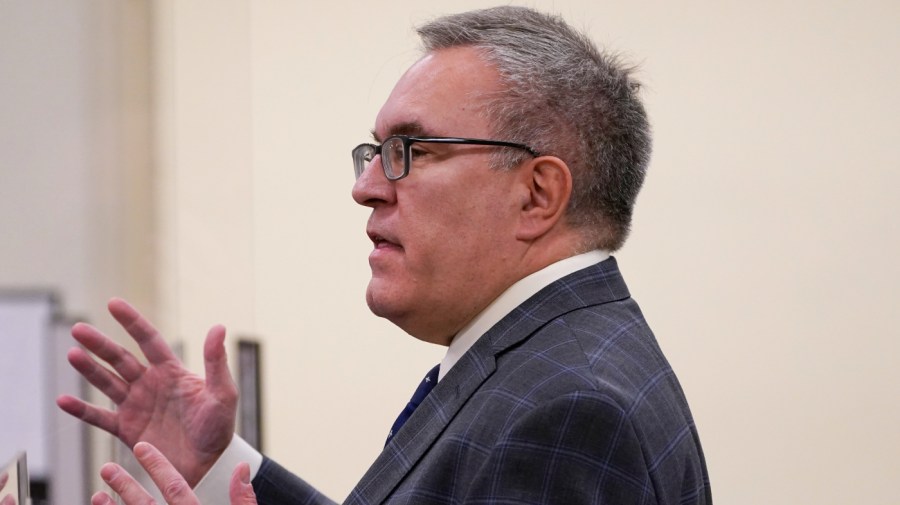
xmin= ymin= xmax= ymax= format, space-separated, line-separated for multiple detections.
xmin=386 ymin=141 xmax=405 ymax=159
xmin=409 ymin=146 xmax=430 ymax=159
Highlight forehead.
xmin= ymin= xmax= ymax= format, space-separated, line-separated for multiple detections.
xmin=374 ymin=47 xmax=502 ymax=140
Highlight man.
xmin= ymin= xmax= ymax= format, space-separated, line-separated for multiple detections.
xmin=61 ymin=6 xmax=712 ymax=504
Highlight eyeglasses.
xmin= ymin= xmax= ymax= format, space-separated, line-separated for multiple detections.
xmin=352 ymin=135 xmax=540 ymax=181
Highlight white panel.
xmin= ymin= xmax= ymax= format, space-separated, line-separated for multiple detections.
xmin=0 ymin=293 xmax=55 ymax=477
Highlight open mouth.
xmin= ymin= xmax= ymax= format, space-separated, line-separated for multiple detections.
xmin=368 ymin=231 xmax=401 ymax=250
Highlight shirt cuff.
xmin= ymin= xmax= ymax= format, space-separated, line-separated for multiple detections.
xmin=193 ymin=434 xmax=264 ymax=502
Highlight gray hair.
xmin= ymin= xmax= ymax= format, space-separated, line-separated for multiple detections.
xmin=418 ymin=6 xmax=651 ymax=251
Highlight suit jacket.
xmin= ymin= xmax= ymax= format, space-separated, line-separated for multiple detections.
xmin=252 ymin=258 xmax=712 ymax=504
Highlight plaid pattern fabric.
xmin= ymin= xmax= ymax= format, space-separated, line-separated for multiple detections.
xmin=253 ymin=258 xmax=711 ymax=504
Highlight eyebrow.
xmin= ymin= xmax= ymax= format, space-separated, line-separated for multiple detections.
xmin=371 ymin=121 xmax=431 ymax=143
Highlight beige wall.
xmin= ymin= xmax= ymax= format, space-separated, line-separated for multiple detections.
xmin=3 ymin=0 xmax=898 ymax=503
xmin=0 ymin=0 xmax=155 ymax=325
xmin=0 ymin=0 xmax=155 ymax=493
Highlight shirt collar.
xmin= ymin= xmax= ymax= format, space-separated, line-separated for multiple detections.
xmin=438 ymin=250 xmax=609 ymax=381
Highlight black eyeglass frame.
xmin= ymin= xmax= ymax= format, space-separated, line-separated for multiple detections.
xmin=352 ymin=135 xmax=541 ymax=181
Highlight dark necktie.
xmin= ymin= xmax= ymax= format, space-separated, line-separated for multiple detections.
xmin=385 ymin=364 xmax=440 ymax=446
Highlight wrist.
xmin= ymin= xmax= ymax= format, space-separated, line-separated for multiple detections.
xmin=194 ymin=435 xmax=264 ymax=503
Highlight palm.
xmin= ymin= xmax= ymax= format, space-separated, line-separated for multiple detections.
xmin=119 ymin=363 xmax=235 ymax=481
xmin=57 ymin=299 xmax=237 ymax=486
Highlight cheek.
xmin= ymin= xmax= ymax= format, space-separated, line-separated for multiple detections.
xmin=413 ymin=197 xmax=515 ymax=277
xmin=391 ymin=173 xmax=518 ymax=283
xmin=397 ymin=189 xmax=459 ymax=260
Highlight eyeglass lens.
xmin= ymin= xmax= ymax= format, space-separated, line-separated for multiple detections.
xmin=353 ymin=144 xmax=375 ymax=179
xmin=382 ymin=137 xmax=405 ymax=179
xmin=353 ymin=138 xmax=408 ymax=180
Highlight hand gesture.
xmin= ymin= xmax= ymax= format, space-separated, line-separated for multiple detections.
xmin=91 ymin=442 xmax=258 ymax=505
xmin=57 ymin=298 xmax=238 ymax=485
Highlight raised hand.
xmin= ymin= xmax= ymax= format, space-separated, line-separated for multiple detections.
xmin=91 ymin=442 xmax=258 ymax=505
xmin=57 ymin=298 xmax=238 ymax=486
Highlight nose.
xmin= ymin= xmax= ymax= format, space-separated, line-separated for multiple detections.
xmin=352 ymin=154 xmax=396 ymax=208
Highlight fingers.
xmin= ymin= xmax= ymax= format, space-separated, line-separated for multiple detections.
xmin=229 ymin=462 xmax=259 ymax=505
xmin=56 ymin=395 xmax=119 ymax=436
xmin=72 ymin=321 xmax=145 ymax=383
xmin=96 ymin=462 xmax=157 ymax=505
xmin=204 ymin=325 xmax=237 ymax=397
xmin=133 ymin=442 xmax=200 ymax=505
xmin=108 ymin=298 xmax=179 ymax=366
xmin=90 ymin=491 xmax=116 ymax=505
xmin=0 ymin=471 xmax=14 ymax=505
xmin=65 ymin=346 xmax=129 ymax=404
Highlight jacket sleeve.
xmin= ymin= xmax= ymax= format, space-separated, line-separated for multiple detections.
xmin=252 ymin=457 xmax=338 ymax=505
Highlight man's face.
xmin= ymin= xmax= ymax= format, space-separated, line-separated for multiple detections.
xmin=352 ymin=47 xmax=527 ymax=345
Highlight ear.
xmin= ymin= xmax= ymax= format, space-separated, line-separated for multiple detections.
xmin=515 ymin=156 xmax=573 ymax=241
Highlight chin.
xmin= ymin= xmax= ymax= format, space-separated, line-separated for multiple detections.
xmin=365 ymin=283 xmax=402 ymax=320
xmin=365 ymin=282 xmax=455 ymax=346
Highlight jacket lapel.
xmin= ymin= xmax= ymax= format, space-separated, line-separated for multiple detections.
xmin=344 ymin=258 xmax=629 ymax=504
xmin=345 ymin=332 xmax=497 ymax=505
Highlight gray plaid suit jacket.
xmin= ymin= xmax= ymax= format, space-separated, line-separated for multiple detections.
xmin=252 ymin=257 xmax=712 ymax=504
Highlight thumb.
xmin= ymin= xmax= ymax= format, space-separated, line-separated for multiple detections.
xmin=229 ymin=463 xmax=258 ymax=505
xmin=203 ymin=324 xmax=236 ymax=396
